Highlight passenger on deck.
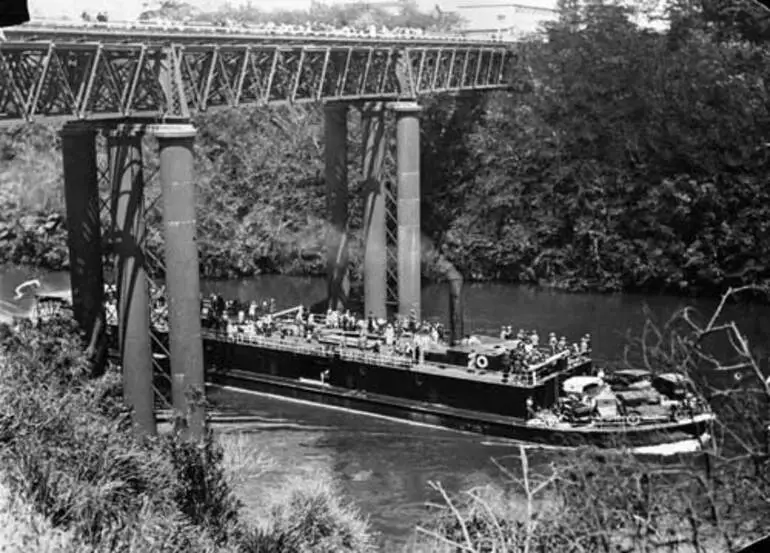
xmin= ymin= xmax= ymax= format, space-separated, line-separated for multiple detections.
xmin=530 ymin=330 xmax=539 ymax=347
xmin=549 ymin=332 xmax=557 ymax=354
xmin=501 ymin=350 xmax=511 ymax=379
xmin=408 ymin=309 xmax=418 ymax=332
xmin=558 ymin=336 xmax=567 ymax=352
xmin=526 ymin=396 xmax=535 ymax=418
xmin=384 ymin=324 xmax=395 ymax=347
xmin=582 ymin=334 xmax=591 ymax=352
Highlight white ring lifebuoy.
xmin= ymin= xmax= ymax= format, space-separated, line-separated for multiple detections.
xmin=476 ymin=355 xmax=489 ymax=369
xmin=626 ymin=413 xmax=641 ymax=426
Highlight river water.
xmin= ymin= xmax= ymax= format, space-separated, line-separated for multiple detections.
xmin=2 ymin=266 xmax=770 ymax=548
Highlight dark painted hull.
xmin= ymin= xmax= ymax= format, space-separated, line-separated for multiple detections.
xmin=210 ymin=368 xmax=712 ymax=449
xmin=198 ymin=333 xmax=711 ymax=449
xmin=120 ymin=327 xmax=713 ymax=448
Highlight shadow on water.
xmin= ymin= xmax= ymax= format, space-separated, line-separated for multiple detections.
xmin=4 ymin=267 xmax=770 ymax=544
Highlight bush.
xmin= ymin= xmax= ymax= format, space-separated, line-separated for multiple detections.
xmin=252 ymin=474 xmax=377 ymax=553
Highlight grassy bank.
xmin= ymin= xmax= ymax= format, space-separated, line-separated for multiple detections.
xmin=0 ymin=477 xmax=81 ymax=553
xmin=0 ymin=316 xmax=376 ymax=552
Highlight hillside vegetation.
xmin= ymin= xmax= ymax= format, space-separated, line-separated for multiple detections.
xmin=2 ymin=1 xmax=770 ymax=296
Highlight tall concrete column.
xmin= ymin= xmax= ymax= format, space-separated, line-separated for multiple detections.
xmin=325 ymin=103 xmax=349 ymax=310
xmin=361 ymin=102 xmax=387 ymax=320
xmin=151 ymin=123 xmax=205 ymax=441
xmin=60 ymin=123 xmax=104 ymax=336
xmin=392 ymin=102 xmax=422 ymax=320
xmin=108 ymin=125 xmax=156 ymax=437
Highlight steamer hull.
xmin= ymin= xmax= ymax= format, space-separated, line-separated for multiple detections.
xmin=137 ymin=329 xmax=712 ymax=449
xmin=28 ymin=290 xmax=715 ymax=450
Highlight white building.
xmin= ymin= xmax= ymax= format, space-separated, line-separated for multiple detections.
xmin=443 ymin=1 xmax=559 ymax=39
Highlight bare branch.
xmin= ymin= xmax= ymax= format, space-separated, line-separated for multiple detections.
xmin=428 ymin=480 xmax=475 ymax=552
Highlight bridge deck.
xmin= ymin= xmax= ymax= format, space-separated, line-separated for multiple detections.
xmin=0 ymin=24 xmax=518 ymax=125
xmin=6 ymin=21 xmax=513 ymax=47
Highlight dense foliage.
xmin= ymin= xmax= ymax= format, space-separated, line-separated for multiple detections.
xmin=0 ymin=317 xmax=375 ymax=552
xmin=4 ymin=1 xmax=770 ymax=296
xmin=0 ymin=317 xmax=240 ymax=551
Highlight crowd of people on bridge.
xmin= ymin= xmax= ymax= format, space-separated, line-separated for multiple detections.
xmin=28 ymin=17 xmax=513 ymax=43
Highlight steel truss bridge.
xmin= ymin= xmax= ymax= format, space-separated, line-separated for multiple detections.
xmin=0 ymin=23 xmax=517 ymax=125
xmin=0 ymin=22 xmax=518 ymax=437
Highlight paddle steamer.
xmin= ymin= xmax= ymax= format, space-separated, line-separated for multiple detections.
xmin=27 ymin=285 xmax=714 ymax=449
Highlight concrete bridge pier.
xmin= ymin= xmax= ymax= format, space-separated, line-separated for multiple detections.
xmin=392 ymin=101 xmax=422 ymax=320
xmin=108 ymin=125 xmax=156 ymax=437
xmin=361 ymin=101 xmax=387 ymax=320
xmin=151 ymin=123 xmax=206 ymax=441
xmin=60 ymin=123 xmax=104 ymax=337
xmin=325 ymin=103 xmax=350 ymax=311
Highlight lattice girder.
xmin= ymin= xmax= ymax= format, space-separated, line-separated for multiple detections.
xmin=1 ymin=40 xmax=517 ymax=124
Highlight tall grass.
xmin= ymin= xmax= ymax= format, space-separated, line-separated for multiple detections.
xmin=253 ymin=474 xmax=378 ymax=553
xmin=0 ymin=477 xmax=84 ymax=553
xmin=0 ymin=315 xmax=377 ymax=552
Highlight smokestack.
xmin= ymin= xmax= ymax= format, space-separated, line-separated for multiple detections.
xmin=447 ymin=266 xmax=464 ymax=347
xmin=424 ymin=239 xmax=464 ymax=347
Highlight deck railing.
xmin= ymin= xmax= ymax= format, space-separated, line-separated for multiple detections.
xmin=202 ymin=329 xmax=335 ymax=358
xmin=143 ymin=322 xmax=591 ymax=387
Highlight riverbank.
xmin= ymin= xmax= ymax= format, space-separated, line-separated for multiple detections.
xmin=0 ymin=317 xmax=377 ymax=552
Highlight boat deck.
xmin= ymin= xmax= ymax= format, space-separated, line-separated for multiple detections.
xmin=201 ymin=329 xmax=591 ymax=388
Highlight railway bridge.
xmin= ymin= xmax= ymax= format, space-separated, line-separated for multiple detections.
xmin=0 ymin=21 xmax=517 ymax=437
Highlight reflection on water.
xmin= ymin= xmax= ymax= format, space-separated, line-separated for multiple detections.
xmin=3 ymin=266 xmax=770 ymax=544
